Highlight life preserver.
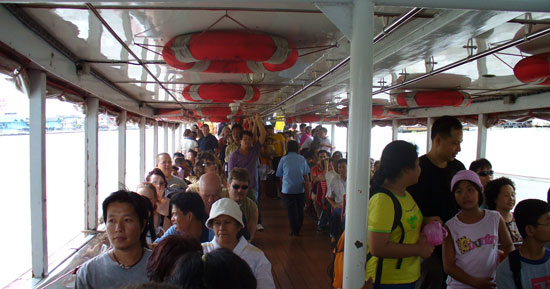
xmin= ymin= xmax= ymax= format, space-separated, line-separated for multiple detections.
xmin=341 ymin=106 xmax=402 ymax=118
xmin=193 ymin=107 xmax=242 ymax=117
xmin=513 ymin=53 xmax=550 ymax=85
xmin=203 ymin=116 xmax=233 ymax=123
xmin=513 ymin=23 xmax=550 ymax=55
xmin=182 ymin=84 xmax=260 ymax=103
xmin=163 ymin=30 xmax=298 ymax=73
xmin=391 ymin=91 xmax=471 ymax=107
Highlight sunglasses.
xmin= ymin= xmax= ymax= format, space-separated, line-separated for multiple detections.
xmin=202 ymin=162 xmax=215 ymax=167
xmin=478 ymin=170 xmax=494 ymax=177
xmin=232 ymin=184 xmax=249 ymax=190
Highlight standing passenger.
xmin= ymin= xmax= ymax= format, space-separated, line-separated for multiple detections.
xmin=76 ymin=191 xmax=151 ymax=289
xmin=408 ymin=115 xmax=466 ymax=289
xmin=326 ymin=158 xmax=347 ymax=244
xmin=276 ymin=140 xmax=311 ymax=236
xmin=198 ymin=124 xmax=218 ymax=153
xmin=180 ymin=129 xmax=198 ymax=154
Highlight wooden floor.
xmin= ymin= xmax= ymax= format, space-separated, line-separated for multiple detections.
xmin=253 ymin=197 xmax=334 ymax=289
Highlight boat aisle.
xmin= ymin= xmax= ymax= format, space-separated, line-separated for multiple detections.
xmin=253 ymin=197 xmax=334 ymax=289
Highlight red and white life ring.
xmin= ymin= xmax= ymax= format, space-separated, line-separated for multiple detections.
xmin=193 ymin=107 xmax=242 ymax=117
xmin=513 ymin=53 xmax=550 ymax=85
xmin=163 ymin=30 xmax=298 ymax=73
xmin=391 ymin=91 xmax=471 ymax=107
xmin=202 ymin=116 xmax=234 ymax=123
xmin=341 ymin=106 xmax=402 ymax=118
xmin=183 ymin=84 xmax=260 ymax=103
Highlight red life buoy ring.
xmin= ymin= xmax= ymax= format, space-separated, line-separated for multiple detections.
xmin=203 ymin=116 xmax=233 ymax=123
xmin=163 ymin=30 xmax=298 ymax=73
xmin=183 ymin=84 xmax=260 ymax=103
xmin=341 ymin=106 xmax=401 ymax=118
xmin=391 ymin=91 xmax=471 ymax=107
xmin=193 ymin=107 xmax=242 ymax=117
xmin=513 ymin=53 xmax=550 ymax=85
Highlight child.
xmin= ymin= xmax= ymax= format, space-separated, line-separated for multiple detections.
xmin=496 ymin=199 xmax=550 ymax=289
xmin=367 ymin=140 xmax=435 ymax=289
xmin=443 ymin=170 xmax=514 ymax=289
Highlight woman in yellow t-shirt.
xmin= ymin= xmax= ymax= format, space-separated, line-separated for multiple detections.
xmin=367 ymin=140 xmax=436 ymax=289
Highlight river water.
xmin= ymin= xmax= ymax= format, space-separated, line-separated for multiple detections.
xmin=1 ymin=127 xmax=549 ymax=287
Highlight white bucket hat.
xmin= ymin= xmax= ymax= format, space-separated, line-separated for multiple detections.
xmin=206 ymin=198 xmax=244 ymax=229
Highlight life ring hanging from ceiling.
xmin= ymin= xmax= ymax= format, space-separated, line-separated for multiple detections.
xmin=163 ymin=30 xmax=299 ymax=73
xmin=513 ymin=53 xmax=550 ymax=85
xmin=341 ymin=106 xmax=402 ymax=118
xmin=183 ymin=84 xmax=260 ymax=103
xmin=193 ymin=107 xmax=242 ymax=117
xmin=391 ymin=91 xmax=471 ymax=107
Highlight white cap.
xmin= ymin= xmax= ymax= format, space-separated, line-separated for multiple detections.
xmin=205 ymin=198 xmax=244 ymax=229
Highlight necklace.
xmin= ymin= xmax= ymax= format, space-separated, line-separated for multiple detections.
xmin=111 ymin=249 xmax=144 ymax=270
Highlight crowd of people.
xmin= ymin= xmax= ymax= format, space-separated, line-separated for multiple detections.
xmin=75 ymin=114 xmax=550 ymax=289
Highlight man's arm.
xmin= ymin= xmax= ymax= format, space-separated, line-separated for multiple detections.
xmin=255 ymin=113 xmax=267 ymax=145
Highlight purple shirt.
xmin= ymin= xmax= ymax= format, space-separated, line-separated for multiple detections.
xmin=228 ymin=142 xmax=261 ymax=190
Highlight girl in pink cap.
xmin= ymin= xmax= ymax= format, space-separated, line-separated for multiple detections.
xmin=443 ymin=170 xmax=514 ymax=289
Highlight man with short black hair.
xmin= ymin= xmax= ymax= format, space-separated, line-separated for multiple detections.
xmin=198 ymin=124 xmax=218 ymax=153
xmin=276 ymin=140 xmax=311 ymax=236
xmin=408 ymin=115 xmax=466 ymax=289
xmin=154 ymin=192 xmax=207 ymax=243
xmin=469 ymin=158 xmax=494 ymax=188
xmin=497 ymin=199 xmax=550 ymax=289
xmin=76 ymin=191 xmax=151 ymax=289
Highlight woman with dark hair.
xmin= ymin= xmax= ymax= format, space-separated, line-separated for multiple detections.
xmin=367 ymin=140 xmax=434 ymax=289
xmin=146 ymin=235 xmax=202 ymax=282
xmin=136 ymin=182 xmax=158 ymax=243
xmin=187 ymin=151 xmax=226 ymax=192
xmin=146 ymin=168 xmax=171 ymax=236
xmin=202 ymin=198 xmax=275 ymax=289
xmin=169 ymin=248 xmax=257 ymax=289
xmin=485 ymin=177 xmax=522 ymax=245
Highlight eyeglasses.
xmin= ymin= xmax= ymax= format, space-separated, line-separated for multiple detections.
xmin=478 ymin=170 xmax=494 ymax=177
xmin=202 ymin=162 xmax=215 ymax=167
xmin=232 ymin=184 xmax=249 ymax=190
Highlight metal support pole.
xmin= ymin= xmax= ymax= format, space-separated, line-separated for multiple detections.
xmin=171 ymin=124 xmax=176 ymax=155
xmin=427 ymin=117 xmax=434 ymax=152
xmin=164 ymin=123 xmax=169 ymax=153
xmin=139 ymin=117 xmax=146 ymax=181
xmin=343 ymin=1 xmax=373 ymax=288
xmin=153 ymin=121 xmax=159 ymax=165
xmin=392 ymin=119 xmax=399 ymax=141
xmin=118 ymin=110 xmax=127 ymax=189
xmin=85 ymin=97 xmax=99 ymax=231
xmin=176 ymin=124 xmax=182 ymax=153
xmin=29 ymin=69 xmax=48 ymax=278
xmin=331 ymin=124 xmax=336 ymax=150
xmin=477 ymin=113 xmax=487 ymax=159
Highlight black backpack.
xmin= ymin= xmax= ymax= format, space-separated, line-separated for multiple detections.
xmin=509 ymin=249 xmax=523 ymax=289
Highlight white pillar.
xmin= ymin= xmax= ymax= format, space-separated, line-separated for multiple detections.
xmin=331 ymin=124 xmax=336 ymax=150
xmin=476 ymin=113 xmax=487 ymax=159
xmin=164 ymin=123 xmax=169 ymax=153
xmin=118 ymin=110 xmax=127 ymax=189
xmin=153 ymin=121 xmax=159 ymax=166
xmin=29 ymin=70 xmax=48 ymax=278
xmin=176 ymin=124 xmax=182 ymax=153
xmin=427 ymin=117 xmax=434 ymax=153
xmin=85 ymin=97 xmax=99 ymax=231
xmin=139 ymin=117 xmax=146 ymax=181
xmin=392 ymin=119 xmax=399 ymax=141
xmin=171 ymin=124 xmax=176 ymax=155
xmin=343 ymin=1 xmax=374 ymax=288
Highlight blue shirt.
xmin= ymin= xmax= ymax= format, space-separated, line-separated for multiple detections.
xmin=276 ymin=152 xmax=310 ymax=194
xmin=154 ymin=224 xmax=213 ymax=243
xmin=198 ymin=134 xmax=218 ymax=152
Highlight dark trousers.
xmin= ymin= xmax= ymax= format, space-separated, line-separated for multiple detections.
xmin=282 ymin=193 xmax=305 ymax=235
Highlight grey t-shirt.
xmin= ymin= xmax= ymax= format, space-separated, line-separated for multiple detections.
xmin=496 ymin=248 xmax=550 ymax=289
xmin=76 ymin=249 xmax=151 ymax=289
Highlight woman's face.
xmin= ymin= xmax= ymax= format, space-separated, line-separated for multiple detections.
xmin=496 ymin=184 xmax=516 ymax=212
xmin=212 ymin=215 xmax=241 ymax=243
xmin=201 ymin=159 xmax=218 ymax=174
xmin=150 ymin=174 xmax=166 ymax=198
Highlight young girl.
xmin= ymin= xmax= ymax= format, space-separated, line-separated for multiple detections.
xmin=367 ymin=140 xmax=435 ymax=289
xmin=443 ymin=170 xmax=514 ymax=289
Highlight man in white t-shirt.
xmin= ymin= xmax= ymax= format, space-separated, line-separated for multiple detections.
xmin=181 ymin=129 xmax=198 ymax=154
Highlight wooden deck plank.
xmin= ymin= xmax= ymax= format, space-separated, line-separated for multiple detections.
xmin=254 ymin=198 xmax=334 ymax=289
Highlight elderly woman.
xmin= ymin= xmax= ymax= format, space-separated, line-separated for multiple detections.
xmin=202 ymin=198 xmax=275 ymax=289
xmin=485 ymin=177 xmax=523 ymax=246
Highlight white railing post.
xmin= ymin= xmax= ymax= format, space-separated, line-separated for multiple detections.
xmin=392 ymin=119 xmax=399 ymax=141
xmin=176 ymin=124 xmax=182 ymax=153
xmin=427 ymin=117 xmax=434 ymax=152
xmin=29 ymin=69 xmax=48 ymax=278
xmin=164 ymin=123 xmax=169 ymax=153
xmin=139 ymin=117 xmax=146 ymax=181
xmin=153 ymin=121 xmax=159 ymax=166
xmin=171 ymin=124 xmax=176 ymax=155
xmin=85 ymin=97 xmax=99 ymax=231
xmin=118 ymin=110 xmax=127 ymax=189
xmin=343 ymin=0 xmax=374 ymax=288
xmin=477 ymin=113 xmax=487 ymax=159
